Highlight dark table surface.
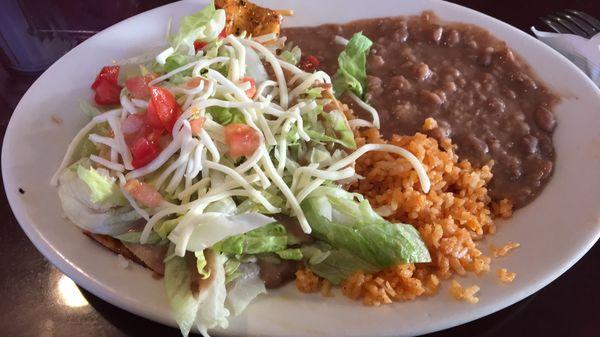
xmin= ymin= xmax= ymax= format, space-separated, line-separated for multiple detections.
xmin=0 ymin=1 xmax=598 ymax=336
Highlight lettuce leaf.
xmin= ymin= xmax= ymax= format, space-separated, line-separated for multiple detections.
xmin=302 ymin=105 xmax=356 ymax=150
xmin=275 ymin=248 xmax=303 ymax=260
xmin=164 ymin=245 xmax=201 ymax=337
xmin=333 ymin=32 xmax=373 ymax=98
xmin=152 ymin=53 xmax=195 ymax=83
xmin=57 ymin=167 xmax=140 ymax=235
xmin=164 ymin=248 xmax=230 ymax=337
xmin=224 ymin=258 xmax=242 ymax=284
xmin=326 ymin=110 xmax=356 ymax=149
xmin=195 ymin=250 xmax=211 ymax=279
xmin=301 ymin=187 xmax=431 ymax=268
xmin=234 ymin=188 xmax=285 ymax=215
xmin=168 ymin=212 xmax=276 ymax=255
xmin=225 ymin=263 xmax=266 ymax=316
xmin=195 ymin=252 xmax=230 ymax=336
xmin=73 ymin=122 xmax=109 ymax=160
xmin=116 ymin=231 xmax=164 ymax=245
xmin=207 ymin=106 xmax=245 ymax=125
xmin=278 ymin=46 xmax=301 ymax=65
xmin=76 ymin=165 xmax=127 ymax=206
xmin=171 ymin=4 xmax=226 ymax=55
xmin=302 ymin=87 xmax=324 ymax=100
xmin=212 ymin=223 xmax=287 ymax=255
xmin=155 ymin=217 xmax=182 ymax=239
xmin=301 ymin=243 xmax=378 ymax=284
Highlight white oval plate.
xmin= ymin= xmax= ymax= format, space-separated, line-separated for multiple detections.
xmin=3 ymin=0 xmax=600 ymax=336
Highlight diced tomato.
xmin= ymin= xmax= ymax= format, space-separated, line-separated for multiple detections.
xmin=91 ymin=65 xmax=119 ymax=89
xmin=194 ymin=40 xmax=207 ymax=53
xmin=190 ymin=117 xmax=206 ymax=136
xmin=130 ymin=136 xmax=161 ymax=169
xmin=147 ymin=87 xmax=182 ymax=132
xmin=186 ymin=77 xmax=203 ymax=89
xmin=145 ymin=100 xmax=163 ymax=130
xmin=240 ymin=77 xmax=256 ymax=98
xmin=219 ymin=28 xmax=227 ymax=39
xmin=224 ymin=123 xmax=260 ymax=158
xmin=91 ymin=65 xmax=122 ymax=105
xmin=125 ymin=75 xmax=154 ymax=100
xmin=298 ymin=55 xmax=320 ymax=72
xmin=122 ymin=113 xmax=167 ymax=169
xmin=93 ymin=79 xmax=121 ymax=105
xmin=121 ymin=114 xmax=146 ymax=135
xmin=124 ymin=179 xmax=163 ymax=208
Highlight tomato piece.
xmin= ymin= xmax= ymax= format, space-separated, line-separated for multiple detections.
xmin=186 ymin=77 xmax=203 ymax=89
xmin=147 ymin=87 xmax=182 ymax=132
xmin=91 ymin=65 xmax=122 ymax=105
xmin=224 ymin=123 xmax=260 ymax=158
xmin=124 ymin=179 xmax=163 ymax=208
xmin=121 ymin=114 xmax=146 ymax=135
xmin=91 ymin=65 xmax=119 ymax=89
xmin=93 ymin=79 xmax=121 ymax=105
xmin=130 ymin=136 xmax=161 ymax=168
xmin=193 ymin=40 xmax=207 ymax=53
xmin=145 ymin=99 xmax=163 ymax=130
xmin=298 ymin=55 xmax=320 ymax=72
xmin=126 ymin=75 xmax=154 ymax=100
xmin=240 ymin=77 xmax=256 ymax=98
xmin=219 ymin=28 xmax=227 ymax=39
xmin=190 ymin=117 xmax=206 ymax=136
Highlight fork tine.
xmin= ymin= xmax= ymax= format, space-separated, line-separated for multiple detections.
xmin=540 ymin=16 xmax=571 ymax=34
xmin=565 ymin=9 xmax=600 ymax=32
xmin=556 ymin=11 xmax=595 ymax=38
xmin=546 ymin=14 xmax=589 ymax=37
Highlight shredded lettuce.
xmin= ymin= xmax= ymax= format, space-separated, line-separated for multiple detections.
xmin=164 ymin=245 xmax=201 ymax=337
xmin=324 ymin=110 xmax=356 ymax=149
xmin=76 ymin=165 xmax=127 ymax=205
xmin=58 ymin=167 xmax=140 ymax=235
xmin=235 ymin=188 xmax=285 ymax=215
xmin=155 ymin=217 xmax=182 ymax=239
xmin=73 ymin=122 xmax=109 ymax=160
xmin=302 ymin=106 xmax=356 ymax=150
xmin=116 ymin=231 xmax=164 ymax=245
xmin=301 ymin=187 xmax=431 ymax=268
xmin=169 ymin=213 xmax=276 ymax=254
xmin=275 ymin=248 xmax=303 ymax=260
xmin=207 ymin=106 xmax=245 ymax=125
xmin=302 ymin=87 xmax=324 ymax=100
xmin=165 ymin=247 xmax=230 ymax=337
xmin=195 ymin=250 xmax=211 ymax=279
xmin=195 ymin=252 xmax=230 ymax=336
xmin=164 ymin=53 xmax=189 ymax=72
xmin=212 ymin=223 xmax=287 ymax=255
xmin=302 ymin=243 xmax=378 ymax=284
xmin=279 ymin=46 xmax=302 ymax=65
xmin=333 ymin=32 xmax=373 ymax=98
xmin=224 ymin=258 xmax=242 ymax=284
xmin=170 ymin=4 xmax=226 ymax=55
xmin=204 ymin=197 xmax=237 ymax=215
xmin=225 ymin=263 xmax=266 ymax=316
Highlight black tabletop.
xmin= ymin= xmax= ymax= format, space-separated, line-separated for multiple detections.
xmin=0 ymin=1 xmax=598 ymax=336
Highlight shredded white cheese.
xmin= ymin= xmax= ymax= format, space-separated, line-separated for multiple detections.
xmin=54 ymin=32 xmax=434 ymax=247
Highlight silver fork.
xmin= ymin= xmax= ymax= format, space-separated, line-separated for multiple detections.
xmin=540 ymin=9 xmax=600 ymax=38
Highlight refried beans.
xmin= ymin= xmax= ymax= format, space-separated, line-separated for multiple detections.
xmin=283 ymin=12 xmax=558 ymax=207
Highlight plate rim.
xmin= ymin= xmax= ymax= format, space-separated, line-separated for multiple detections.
xmin=3 ymin=0 xmax=600 ymax=336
